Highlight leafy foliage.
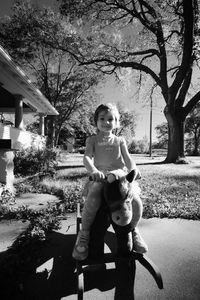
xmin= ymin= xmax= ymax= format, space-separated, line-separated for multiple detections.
xmin=128 ymin=137 xmax=149 ymax=154
xmin=0 ymin=184 xmax=15 ymax=206
xmin=155 ymin=122 xmax=168 ymax=149
xmin=185 ymin=102 xmax=200 ymax=155
xmin=0 ymin=0 xmax=101 ymax=147
xmin=14 ymin=147 xmax=59 ymax=176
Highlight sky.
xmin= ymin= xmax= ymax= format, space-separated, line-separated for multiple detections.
xmin=0 ymin=0 xmax=166 ymax=142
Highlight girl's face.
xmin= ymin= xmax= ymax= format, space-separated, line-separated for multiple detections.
xmin=97 ymin=110 xmax=116 ymax=133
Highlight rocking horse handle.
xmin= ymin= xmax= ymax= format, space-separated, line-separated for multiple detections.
xmin=88 ymin=175 xmax=107 ymax=182
xmin=88 ymin=170 xmax=141 ymax=182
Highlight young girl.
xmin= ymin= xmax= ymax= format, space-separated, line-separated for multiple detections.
xmin=72 ymin=103 xmax=148 ymax=260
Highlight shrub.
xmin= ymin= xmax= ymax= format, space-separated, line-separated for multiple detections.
xmin=14 ymin=147 xmax=60 ymax=177
xmin=0 ymin=184 xmax=16 ymax=209
xmin=129 ymin=138 xmax=149 ymax=154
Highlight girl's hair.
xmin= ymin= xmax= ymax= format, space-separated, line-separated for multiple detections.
xmin=94 ymin=103 xmax=120 ymax=128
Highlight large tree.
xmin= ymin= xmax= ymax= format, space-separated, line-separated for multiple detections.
xmin=57 ymin=0 xmax=200 ymax=163
xmin=0 ymin=0 xmax=101 ymax=147
xmin=155 ymin=103 xmax=200 ymax=155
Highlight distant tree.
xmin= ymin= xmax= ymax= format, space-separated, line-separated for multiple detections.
xmin=185 ymin=103 xmax=200 ymax=155
xmin=0 ymin=0 xmax=101 ymax=147
xmin=57 ymin=0 xmax=200 ymax=163
xmin=129 ymin=136 xmax=149 ymax=154
xmin=155 ymin=123 xmax=168 ymax=149
xmin=72 ymin=105 xmax=137 ymax=149
xmin=116 ymin=107 xmax=137 ymax=145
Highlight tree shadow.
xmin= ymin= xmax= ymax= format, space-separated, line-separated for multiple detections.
xmin=192 ymin=165 xmax=200 ymax=169
xmin=56 ymin=165 xmax=84 ymax=170
xmin=136 ymin=160 xmax=166 ymax=166
xmin=0 ymin=229 xmax=135 ymax=300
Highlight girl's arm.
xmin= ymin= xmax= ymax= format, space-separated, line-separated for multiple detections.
xmin=120 ymin=138 xmax=141 ymax=179
xmin=83 ymin=154 xmax=98 ymax=173
xmin=83 ymin=137 xmax=105 ymax=181
xmin=84 ymin=155 xmax=105 ymax=181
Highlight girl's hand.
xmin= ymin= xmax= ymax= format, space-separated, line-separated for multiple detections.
xmin=90 ymin=171 xmax=105 ymax=181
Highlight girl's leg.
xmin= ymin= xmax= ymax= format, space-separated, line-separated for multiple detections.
xmin=72 ymin=182 xmax=103 ymax=260
xmin=131 ymin=194 xmax=148 ymax=253
xmin=131 ymin=192 xmax=143 ymax=228
xmin=89 ymin=202 xmax=110 ymax=258
xmin=81 ymin=181 xmax=104 ymax=230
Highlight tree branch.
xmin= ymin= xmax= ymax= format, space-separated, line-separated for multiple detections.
xmin=184 ymin=91 xmax=200 ymax=116
xmin=176 ymin=67 xmax=192 ymax=108
xmin=169 ymin=0 xmax=194 ymax=99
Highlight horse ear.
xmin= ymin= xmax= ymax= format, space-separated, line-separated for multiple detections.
xmin=126 ymin=170 xmax=136 ymax=183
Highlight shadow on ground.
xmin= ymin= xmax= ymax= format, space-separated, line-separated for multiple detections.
xmin=0 ymin=230 xmax=136 ymax=300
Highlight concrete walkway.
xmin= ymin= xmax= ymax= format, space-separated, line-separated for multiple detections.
xmin=0 ymin=193 xmax=60 ymax=252
xmin=0 ymin=202 xmax=200 ymax=299
xmin=14 ymin=193 xmax=60 ymax=211
xmin=20 ymin=214 xmax=200 ymax=300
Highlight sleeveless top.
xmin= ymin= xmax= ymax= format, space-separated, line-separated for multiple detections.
xmin=84 ymin=134 xmax=126 ymax=173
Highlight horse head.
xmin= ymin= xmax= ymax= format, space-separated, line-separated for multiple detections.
xmin=104 ymin=170 xmax=138 ymax=226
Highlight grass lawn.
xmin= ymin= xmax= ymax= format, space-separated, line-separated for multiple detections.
xmin=14 ymin=153 xmax=200 ymax=220
xmin=137 ymin=158 xmax=200 ymax=219
xmin=43 ymin=154 xmax=200 ymax=220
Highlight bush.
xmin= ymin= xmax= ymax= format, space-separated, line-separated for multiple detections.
xmin=0 ymin=184 xmax=15 ymax=207
xmin=128 ymin=138 xmax=149 ymax=154
xmin=14 ymin=147 xmax=60 ymax=177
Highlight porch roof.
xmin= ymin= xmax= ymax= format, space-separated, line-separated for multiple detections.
xmin=0 ymin=46 xmax=58 ymax=115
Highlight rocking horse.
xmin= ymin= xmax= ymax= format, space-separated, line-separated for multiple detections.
xmin=75 ymin=170 xmax=163 ymax=299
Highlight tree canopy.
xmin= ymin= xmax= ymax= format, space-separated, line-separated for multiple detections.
xmin=57 ymin=0 xmax=200 ymax=162
xmin=0 ymin=0 xmax=101 ymax=147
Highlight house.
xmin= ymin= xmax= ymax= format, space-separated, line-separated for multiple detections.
xmin=0 ymin=45 xmax=58 ymax=191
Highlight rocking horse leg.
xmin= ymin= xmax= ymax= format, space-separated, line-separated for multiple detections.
xmin=115 ymin=258 xmax=136 ymax=300
xmin=112 ymin=220 xmax=163 ymax=290
xmin=77 ymin=263 xmax=84 ymax=300
xmin=112 ymin=220 xmax=137 ymax=299
xmin=136 ymin=254 xmax=163 ymax=289
xmin=112 ymin=221 xmax=134 ymax=256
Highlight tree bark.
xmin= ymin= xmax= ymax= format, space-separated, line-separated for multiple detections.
xmin=46 ymin=115 xmax=56 ymax=147
xmin=193 ymin=129 xmax=199 ymax=155
xmin=164 ymin=106 xmax=186 ymax=163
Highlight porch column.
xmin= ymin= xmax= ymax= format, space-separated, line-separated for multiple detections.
xmin=39 ymin=113 xmax=45 ymax=136
xmin=15 ymin=95 xmax=24 ymax=130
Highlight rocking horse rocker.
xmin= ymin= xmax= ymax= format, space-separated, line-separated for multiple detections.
xmin=75 ymin=170 xmax=163 ymax=299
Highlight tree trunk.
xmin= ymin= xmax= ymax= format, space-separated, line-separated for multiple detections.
xmin=193 ymin=130 xmax=199 ymax=155
xmin=46 ymin=115 xmax=56 ymax=148
xmin=164 ymin=107 xmax=186 ymax=163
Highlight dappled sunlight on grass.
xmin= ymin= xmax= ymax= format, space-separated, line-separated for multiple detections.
xmin=138 ymin=161 xmax=200 ymax=219
xmin=56 ymin=167 xmax=88 ymax=181
xmin=14 ymin=155 xmax=200 ymax=219
xmin=52 ymin=157 xmax=200 ymax=219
